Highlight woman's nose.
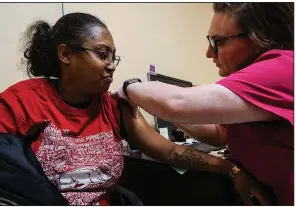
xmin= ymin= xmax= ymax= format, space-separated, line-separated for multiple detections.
xmin=206 ymin=44 xmax=217 ymax=58
xmin=105 ymin=62 xmax=116 ymax=71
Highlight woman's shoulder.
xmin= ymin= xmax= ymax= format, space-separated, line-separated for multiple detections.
xmin=261 ymin=49 xmax=293 ymax=57
xmin=100 ymin=91 xmax=119 ymax=105
xmin=254 ymin=49 xmax=293 ymax=65
xmin=99 ymin=91 xmax=121 ymax=122
xmin=234 ymin=49 xmax=293 ymax=77
xmin=1 ymin=78 xmax=50 ymax=100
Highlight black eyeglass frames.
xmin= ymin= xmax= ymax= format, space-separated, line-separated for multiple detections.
xmin=68 ymin=45 xmax=121 ymax=67
xmin=206 ymin=33 xmax=247 ymax=54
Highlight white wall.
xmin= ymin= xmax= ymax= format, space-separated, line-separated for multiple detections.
xmin=0 ymin=3 xmax=62 ymax=91
xmin=64 ymin=3 xmax=220 ymax=125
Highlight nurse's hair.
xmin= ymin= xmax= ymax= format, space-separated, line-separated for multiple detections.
xmin=214 ymin=3 xmax=294 ymax=50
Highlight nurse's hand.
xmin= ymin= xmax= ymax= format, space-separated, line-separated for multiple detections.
xmin=111 ymin=87 xmax=139 ymax=119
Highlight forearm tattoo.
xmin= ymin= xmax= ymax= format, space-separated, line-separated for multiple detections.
xmin=172 ymin=148 xmax=209 ymax=170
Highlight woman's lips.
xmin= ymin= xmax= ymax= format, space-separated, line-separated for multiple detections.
xmin=103 ymin=76 xmax=113 ymax=83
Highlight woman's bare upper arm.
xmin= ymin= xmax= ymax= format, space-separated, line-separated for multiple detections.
xmin=119 ymin=101 xmax=175 ymax=159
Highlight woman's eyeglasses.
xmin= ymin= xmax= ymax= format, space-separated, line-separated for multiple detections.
xmin=68 ymin=45 xmax=121 ymax=67
xmin=206 ymin=33 xmax=247 ymax=54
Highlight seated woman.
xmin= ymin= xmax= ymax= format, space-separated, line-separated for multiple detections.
xmin=0 ymin=12 xmax=269 ymax=205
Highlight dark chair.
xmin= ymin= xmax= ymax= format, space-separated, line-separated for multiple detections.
xmin=110 ymin=185 xmax=143 ymax=206
xmin=0 ymin=185 xmax=143 ymax=206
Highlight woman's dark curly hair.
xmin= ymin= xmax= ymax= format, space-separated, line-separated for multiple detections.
xmin=22 ymin=12 xmax=107 ymax=78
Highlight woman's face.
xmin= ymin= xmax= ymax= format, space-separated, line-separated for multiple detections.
xmin=206 ymin=12 xmax=260 ymax=77
xmin=59 ymin=26 xmax=118 ymax=95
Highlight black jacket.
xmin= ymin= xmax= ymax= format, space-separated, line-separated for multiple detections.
xmin=0 ymin=133 xmax=68 ymax=205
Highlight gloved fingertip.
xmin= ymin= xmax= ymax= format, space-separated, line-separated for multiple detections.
xmin=132 ymin=110 xmax=139 ymax=119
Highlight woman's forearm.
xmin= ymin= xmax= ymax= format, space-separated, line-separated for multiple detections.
xmin=169 ymin=144 xmax=234 ymax=174
xmin=128 ymin=121 xmax=233 ymax=174
xmin=120 ymin=101 xmax=233 ymax=175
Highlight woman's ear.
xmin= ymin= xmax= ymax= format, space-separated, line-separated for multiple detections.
xmin=57 ymin=44 xmax=72 ymax=65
